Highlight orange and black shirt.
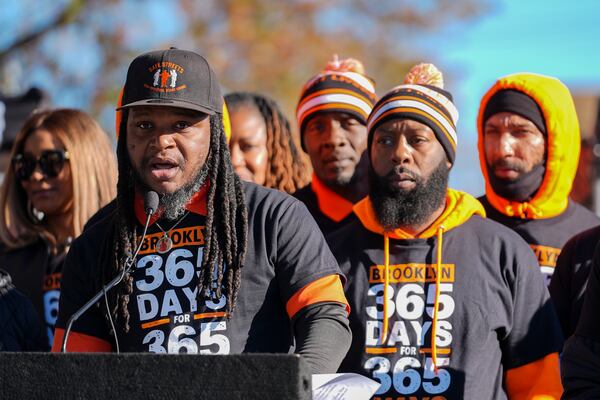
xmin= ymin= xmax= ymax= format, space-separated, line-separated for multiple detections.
xmin=329 ymin=190 xmax=563 ymax=399
xmin=54 ymin=183 xmax=348 ymax=353
xmin=293 ymin=174 xmax=358 ymax=237
xmin=480 ymin=197 xmax=600 ymax=286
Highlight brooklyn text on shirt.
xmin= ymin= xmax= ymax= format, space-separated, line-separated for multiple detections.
xmin=137 ymin=226 xmax=206 ymax=255
xmin=529 ymin=244 xmax=560 ymax=285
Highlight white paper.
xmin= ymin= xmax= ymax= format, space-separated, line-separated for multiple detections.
xmin=312 ymin=373 xmax=380 ymax=400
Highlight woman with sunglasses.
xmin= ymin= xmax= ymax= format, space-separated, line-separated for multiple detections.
xmin=0 ymin=108 xmax=117 ymax=350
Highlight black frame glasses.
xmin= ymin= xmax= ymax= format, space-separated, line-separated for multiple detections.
xmin=12 ymin=150 xmax=70 ymax=181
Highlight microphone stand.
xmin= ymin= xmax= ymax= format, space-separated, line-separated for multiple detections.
xmin=60 ymin=208 xmax=154 ymax=353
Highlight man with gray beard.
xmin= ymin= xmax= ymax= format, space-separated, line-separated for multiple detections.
xmin=52 ymin=49 xmax=351 ymax=375
xmin=328 ymin=68 xmax=563 ymax=398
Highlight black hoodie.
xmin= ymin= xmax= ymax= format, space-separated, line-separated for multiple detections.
xmin=0 ymin=269 xmax=47 ymax=351
xmin=329 ymin=189 xmax=563 ymax=399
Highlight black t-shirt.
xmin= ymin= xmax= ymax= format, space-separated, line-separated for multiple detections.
xmin=56 ymin=182 xmax=345 ymax=353
xmin=562 ymin=235 xmax=600 ymax=397
xmin=480 ymin=197 xmax=600 ymax=285
xmin=0 ymin=269 xmax=48 ymax=351
xmin=549 ymin=225 xmax=600 ymax=339
xmin=573 ymin=240 xmax=600 ymax=341
xmin=0 ymin=240 xmax=64 ymax=350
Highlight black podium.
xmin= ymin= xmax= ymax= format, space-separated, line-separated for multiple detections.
xmin=0 ymin=353 xmax=312 ymax=400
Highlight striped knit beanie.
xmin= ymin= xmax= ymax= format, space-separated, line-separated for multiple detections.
xmin=296 ymin=56 xmax=377 ymax=150
xmin=367 ymin=63 xmax=459 ymax=164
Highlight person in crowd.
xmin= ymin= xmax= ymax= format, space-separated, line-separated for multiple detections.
xmin=225 ymin=91 xmax=309 ymax=193
xmin=293 ymin=56 xmax=377 ymax=236
xmin=329 ymin=65 xmax=563 ymax=399
xmin=0 ymin=268 xmax=47 ymax=351
xmin=477 ymin=73 xmax=600 ymax=286
xmin=52 ymin=49 xmax=351 ymax=375
xmin=0 ymin=108 xmax=117 ymax=349
xmin=550 ymin=226 xmax=600 ymax=340
xmin=561 ymin=241 xmax=600 ymax=397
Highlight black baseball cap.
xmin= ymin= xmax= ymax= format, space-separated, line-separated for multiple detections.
xmin=117 ymin=48 xmax=222 ymax=115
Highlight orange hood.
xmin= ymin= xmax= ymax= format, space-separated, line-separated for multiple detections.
xmin=477 ymin=73 xmax=580 ymax=219
xmin=353 ymin=188 xmax=485 ymax=239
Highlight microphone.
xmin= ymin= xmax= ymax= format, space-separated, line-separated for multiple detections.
xmin=145 ymin=190 xmax=159 ymax=216
xmin=61 ymin=191 xmax=159 ymax=352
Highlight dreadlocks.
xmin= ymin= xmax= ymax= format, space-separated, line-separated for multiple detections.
xmin=225 ymin=92 xmax=310 ymax=194
xmin=98 ymin=111 xmax=248 ymax=333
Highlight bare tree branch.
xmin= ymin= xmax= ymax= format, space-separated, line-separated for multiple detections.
xmin=0 ymin=0 xmax=86 ymax=62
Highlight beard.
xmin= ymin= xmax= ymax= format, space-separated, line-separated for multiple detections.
xmin=133 ymin=160 xmax=209 ymax=221
xmin=369 ymin=159 xmax=450 ymax=231
xmin=488 ymin=159 xmax=545 ymax=202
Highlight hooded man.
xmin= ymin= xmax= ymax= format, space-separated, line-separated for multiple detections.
xmin=293 ymin=56 xmax=377 ymax=236
xmin=477 ymin=73 xmax=600 ymax=286
xmin=329 ymin=68 xmax=563 ymax=399
xmin=51 ymin=49 xmax=351 ymax=374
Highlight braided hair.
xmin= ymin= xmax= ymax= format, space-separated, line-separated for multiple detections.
xmin=225 ymin=92 xmax=310 ymax=193
xmin=98 ymin=110 xmax=248 ymax=333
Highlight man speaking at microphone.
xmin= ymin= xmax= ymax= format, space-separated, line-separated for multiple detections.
xmin=52 ymin=48 xmax=351 ymax=373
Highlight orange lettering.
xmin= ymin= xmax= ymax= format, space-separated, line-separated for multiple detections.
xmin=530 ymin=244 xmax=561 ymax=268
xmin=369 ymin=264 xmax=455 ymax=284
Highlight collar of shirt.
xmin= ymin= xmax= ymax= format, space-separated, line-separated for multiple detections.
xmin=310 ymin=173 xmax=354 ymax=222
xmin=133 ymin=182 xmax=209 ymax=226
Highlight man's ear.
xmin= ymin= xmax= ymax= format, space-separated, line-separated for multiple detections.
xmin=446 ymin=160 xmax=452 ymax=170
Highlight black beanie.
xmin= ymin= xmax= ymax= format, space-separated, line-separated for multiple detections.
xmin=483 ymin=89 xmax=546 ymax=134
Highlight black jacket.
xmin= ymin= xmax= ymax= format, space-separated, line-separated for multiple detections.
xmin=562 ymin=241 xmax=600 ymax=398
xmin=0 ymin=269 xmax=47 ymax=351
xmin=549 ymin=225 xmax=600 ymax=340
xmin=0 ymin=239 xmax=65 ymax=349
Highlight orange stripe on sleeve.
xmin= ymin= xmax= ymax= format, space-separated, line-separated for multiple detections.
xmin=504 ymin=353 xmax=562 ymax=399
xmin=51 ymin=328 xmax=112 ymax=353
xmin=286 ymin=274 xmax=350 ymax=319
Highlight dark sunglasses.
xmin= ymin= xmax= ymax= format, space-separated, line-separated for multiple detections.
xmin=12 ymin=150 xmax=70 ymax=181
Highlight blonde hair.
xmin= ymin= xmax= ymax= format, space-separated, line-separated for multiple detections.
xmin=0 ymin=108 xmax=117 ymax=249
